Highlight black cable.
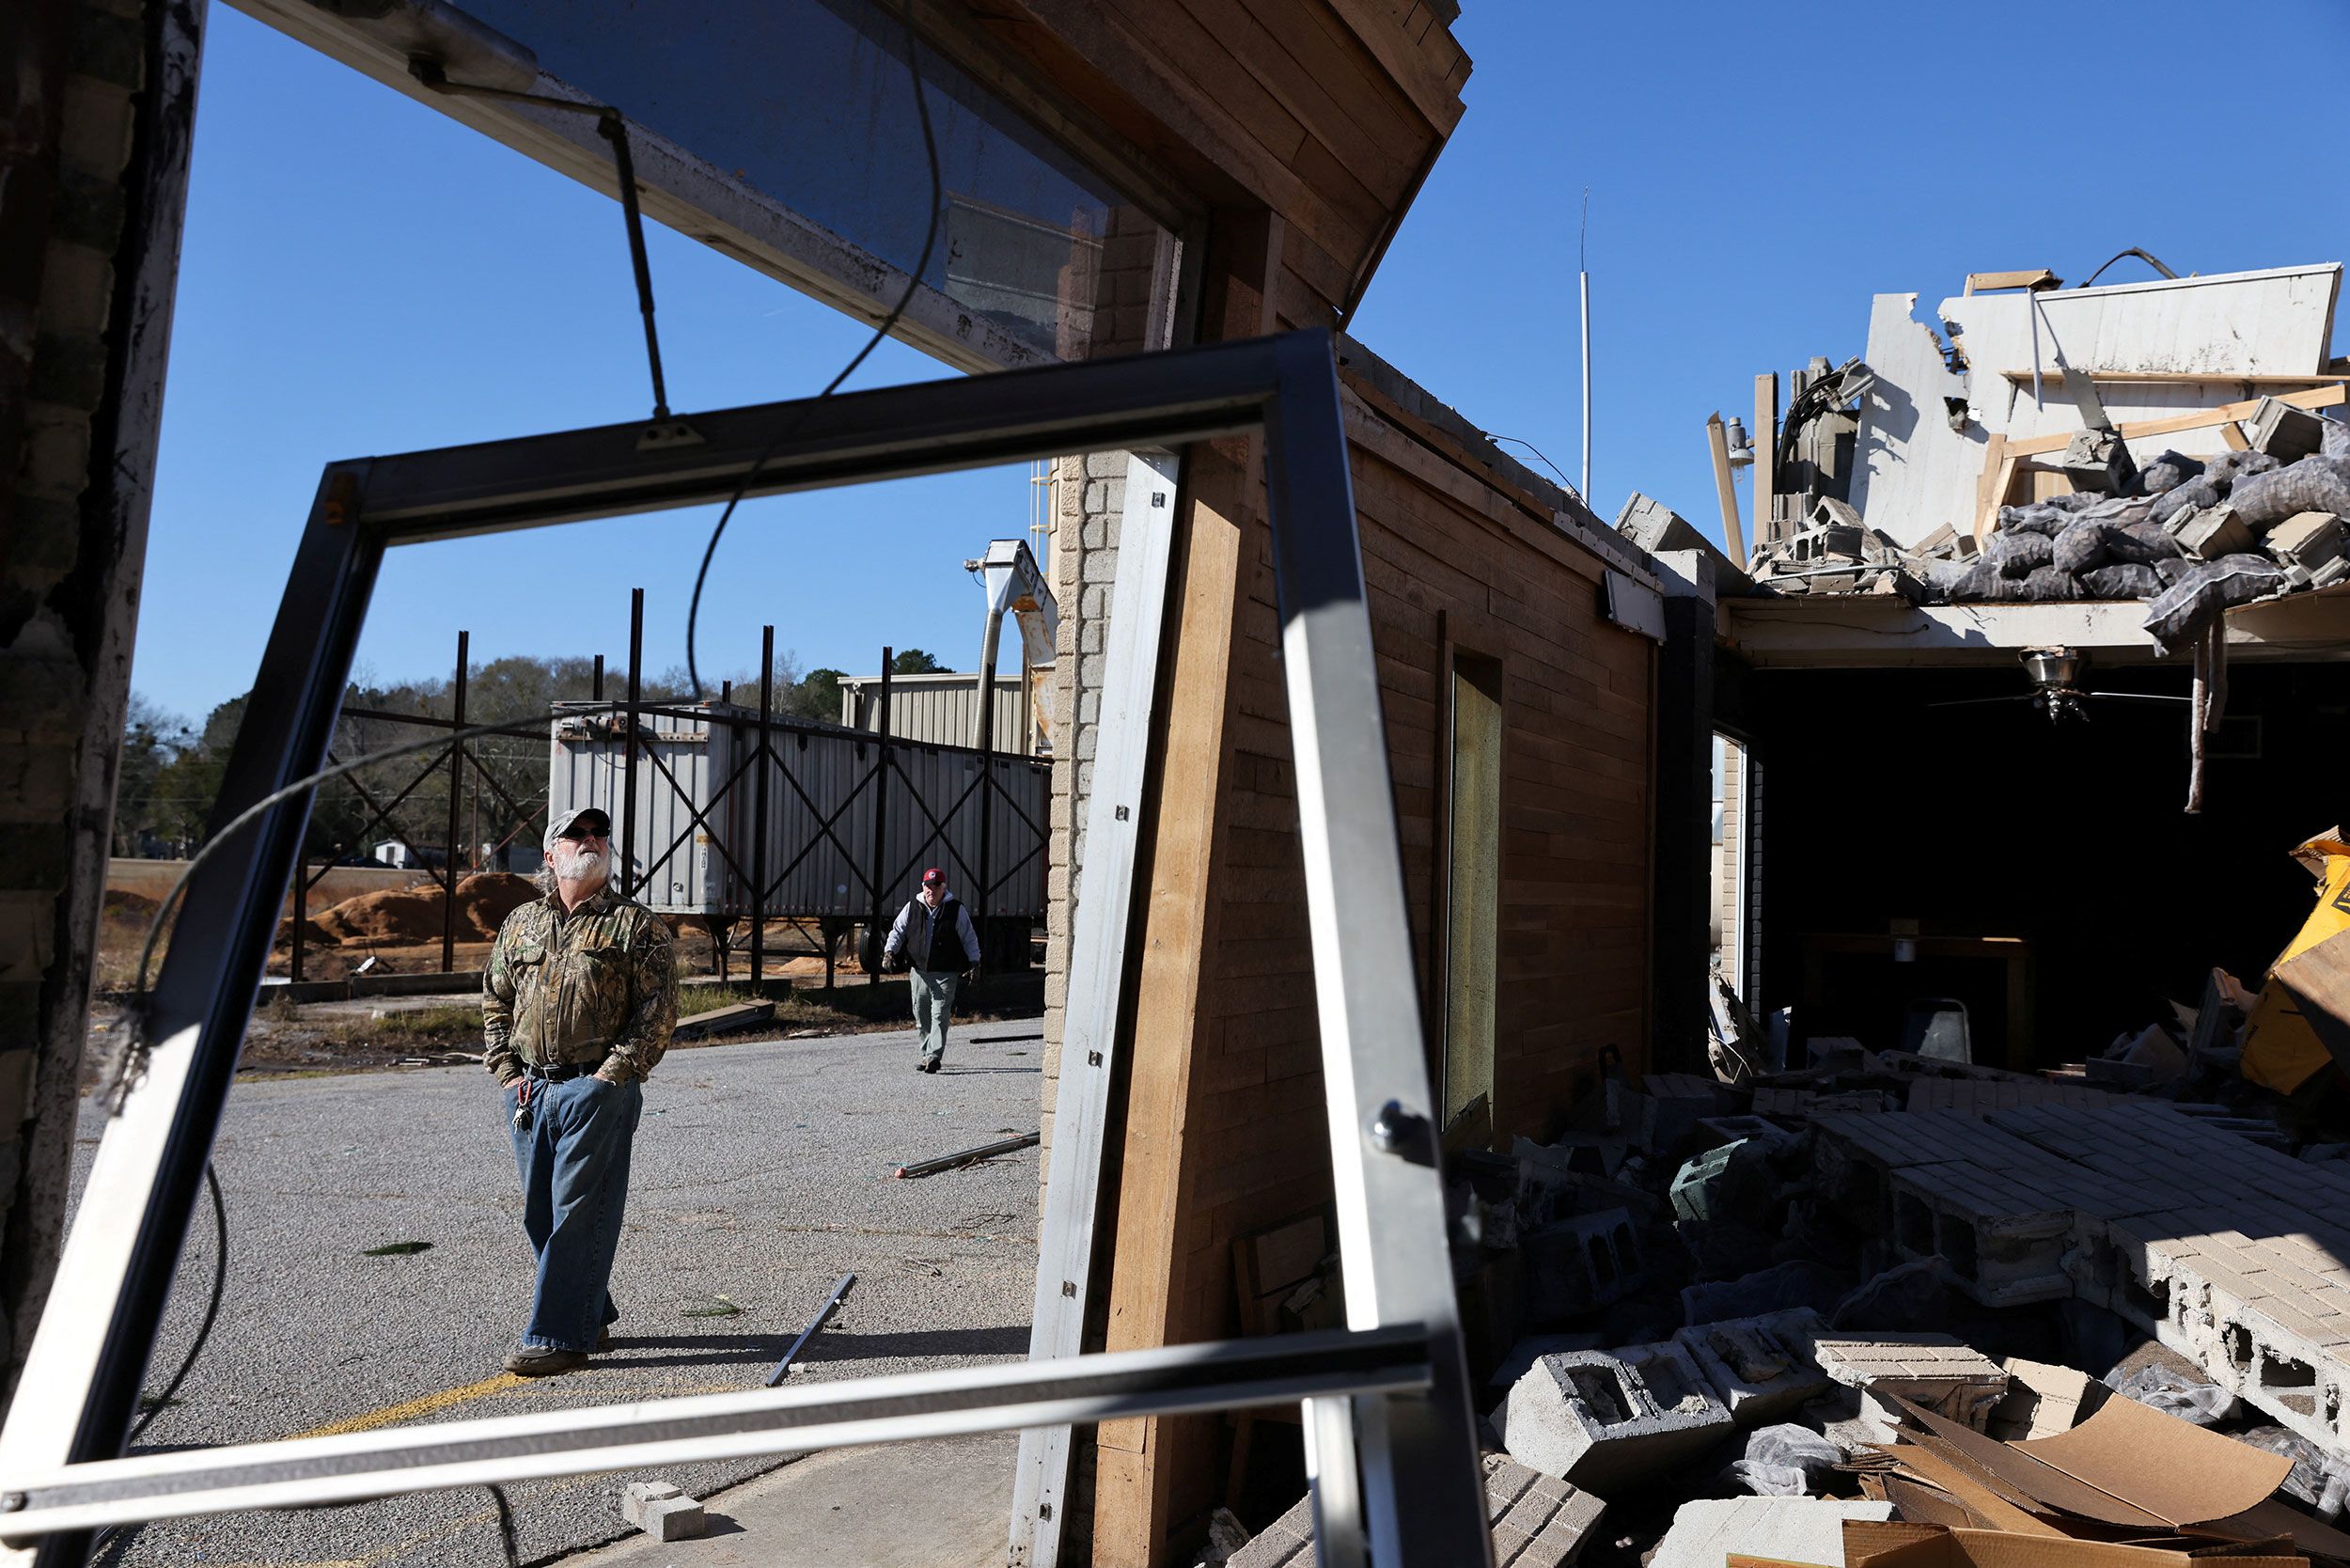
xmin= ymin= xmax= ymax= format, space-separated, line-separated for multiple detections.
xmin=126 ymin=1163 xmax=227 ymax=1442
xmin=489 ymin=1484 xmax=523 ymax=1568
xmin=2078 ymin=246 xmax=2179 ymax=289
xmin=90 ymin=1161 xmax=228 ymax=1563
xmin=1484 ymin=433 xmax=1583 ymax=499
xmin=681 ymin=0 xmax=945 ymax=700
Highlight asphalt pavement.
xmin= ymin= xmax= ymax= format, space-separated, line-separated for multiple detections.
xmin=74 ymin=1017 xmax=1044 ymax=1567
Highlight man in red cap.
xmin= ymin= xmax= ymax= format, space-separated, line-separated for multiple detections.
xmin=881 ymin=867 xmax=984 ymax=1073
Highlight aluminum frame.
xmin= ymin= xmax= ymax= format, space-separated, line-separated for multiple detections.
xmin=0 ymin=330 xmax=1489 ymax=1568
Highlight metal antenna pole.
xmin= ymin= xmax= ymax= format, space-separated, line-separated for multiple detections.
xmin=1578 ymin=189 xmax=1592 ymax=502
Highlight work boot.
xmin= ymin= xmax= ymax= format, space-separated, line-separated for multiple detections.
xmin=505 ymin=1343 xmax=591 ymax=1377
xmin=922 ymin=1058 xmax=942 ymax=1074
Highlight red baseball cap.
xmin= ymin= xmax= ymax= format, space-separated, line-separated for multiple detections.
xmin=921 ymin=868 xmax=944 ymax=885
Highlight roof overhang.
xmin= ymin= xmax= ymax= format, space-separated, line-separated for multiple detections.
xmin=1720 ymin=585 xmax=2350 ymax=669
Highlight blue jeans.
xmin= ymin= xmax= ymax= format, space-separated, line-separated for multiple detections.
xmin=504 ymin=1074 xmax=643 ymax=1351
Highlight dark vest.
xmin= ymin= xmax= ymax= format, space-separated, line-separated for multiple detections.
xmin=916 ymin=895 xmax=968 ymax=972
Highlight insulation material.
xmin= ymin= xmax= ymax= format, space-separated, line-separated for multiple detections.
xmin=2141 ymin=554 xmax=2289 ymax=650
xmin=2226 ymin=457 xmax=2350 ymax=528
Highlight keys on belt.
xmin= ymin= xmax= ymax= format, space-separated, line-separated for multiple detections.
xmin=510 ymin=1063 xmax=589 ymax=1131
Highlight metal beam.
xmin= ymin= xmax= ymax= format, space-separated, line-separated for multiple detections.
xmin=354 ymin=337 xmax=1290 ymax=541
xmin=1010 ymin=450 xmax=1181 ymax=1566
xmin=0 ymin=330 xmax=1488 ymax=1568
xmin=0 ymin=1327 xmax=1431 ymax=1540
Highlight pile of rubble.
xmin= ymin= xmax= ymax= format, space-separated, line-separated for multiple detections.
xmin=1650 ymin=398 xmax=2350 ymax=654
xmin=1208 ymin=977 xmax=2350 ymax=1568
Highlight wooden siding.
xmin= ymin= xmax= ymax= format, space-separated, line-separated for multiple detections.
xmin=1091 ymin=360 xmax=1657 ymax=1562
xmin=964 ymin=0 xmax=1466 ymax=307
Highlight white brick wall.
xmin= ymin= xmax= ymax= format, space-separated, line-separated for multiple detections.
xmin=1040 ymin=451 xmax=1126 ymax=1197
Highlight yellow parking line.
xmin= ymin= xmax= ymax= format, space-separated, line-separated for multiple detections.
xmin=287 ymin=1372 xmax=525 ymax=1440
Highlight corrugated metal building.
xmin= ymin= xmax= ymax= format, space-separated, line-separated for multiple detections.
xmin=837 ymin=671 xmax=1040 ymax=754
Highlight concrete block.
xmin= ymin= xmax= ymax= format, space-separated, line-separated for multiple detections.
xmin=1810 ymin=1333 xmax=2007 ymax=1430
xmin=1498 ymin=1341 xmax=1735 ymax=1491
xmin=1989 ymin=1355 xmax=2097 ymax=1439
xmin=2169 ymin=504 xmax=2255 ymax=560
xmin=2053 ymin=428 xmax=2135 ymax=493
xmin=1649 ymin=1497 xmax=1894 ymax=1568
xmin=1239 ymin=1460 xmax=1603 ymax=1568
xmin=1523 ymin=1208 xmax=1644 ymax=1323
xmin=1673 ymin=1309 xmax=1832 ymax=1425
xmin=1483 ymin=1453 xmax=1606 ymax=1568
xmin=1488 ymin=1333 xmax=1606 ymax=1396
xmin=1669 ymin=1139 xmax=1742 ymax=1222
xmin=2248 ymin=397 xmax=2327 ymax=462
xmin=620 ymin=1481 xmax=705 ymax=1540
xmin=1888 ymin=1159 xmax=2074 ymax=1306
xmin=2267 ymin=511 xmax=2346 ymax=573
xmin=1229 ymin=1494 xmax=1313 ymax=1568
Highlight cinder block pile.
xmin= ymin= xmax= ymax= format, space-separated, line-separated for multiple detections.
xmin=1815 ymin=1102 xmax=2350 ymax=1456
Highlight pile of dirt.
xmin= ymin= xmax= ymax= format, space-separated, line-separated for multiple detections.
xmin=286 ymin=872 xmax=541 ymax=949
xmin=455 ymin=872 xmax=538 ymax=937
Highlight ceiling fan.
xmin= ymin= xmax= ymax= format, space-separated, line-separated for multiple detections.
xmin=1930 ymin=647 xmax=2191 ymax=724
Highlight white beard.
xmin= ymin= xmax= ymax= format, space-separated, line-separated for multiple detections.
xmin=552 ymin=845 xmax=609 ymax=886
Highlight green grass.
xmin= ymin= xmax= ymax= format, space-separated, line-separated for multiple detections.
xmin=678 ymin=986 xmax=765 ymax=1018
xmin=374 ymin=1005 xmax=484 ymax=1037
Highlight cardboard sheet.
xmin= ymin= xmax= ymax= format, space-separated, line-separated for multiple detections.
xmin=1883 ymin=1479 xmax=1982 ymax=1530
xmin=1845 ymin=1524 xmax=2305 ymax=1568
xmin=2012 ymin=1394 xmax=2292 ymax=1528
xmin=1872 ymin=1444 xmax=2066 ymax=1537
xmin=2196 ymin=1500 xmax=2350 ymax=1561
xmin=1892 ymin=1398 xmax=2170 ymax=1530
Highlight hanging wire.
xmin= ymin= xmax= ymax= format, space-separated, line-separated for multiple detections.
xmin=682 ymin=0 xmax=946 ymax=699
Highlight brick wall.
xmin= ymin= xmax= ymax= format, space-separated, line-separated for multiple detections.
xmin=1039 ymin=448 xmax=1125 ymax=1195
xmin=0 ymin=0 xmax=202 ymax=1400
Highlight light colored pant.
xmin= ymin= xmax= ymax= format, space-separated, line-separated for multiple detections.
xmin=910 ymin=967 xmax=959 ymax=1066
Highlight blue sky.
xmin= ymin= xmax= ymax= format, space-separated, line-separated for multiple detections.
xmin=1349 ymin=0 xmax=2350 ymax=529
xmin=136 ymin=0 xmax=2350 ymax=723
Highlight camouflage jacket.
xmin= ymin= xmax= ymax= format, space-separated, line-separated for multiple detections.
xmin=482 ymin=886 xmax=676 ymax=1086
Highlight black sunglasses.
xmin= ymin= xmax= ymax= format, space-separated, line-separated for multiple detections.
xmin=557 ymin=819 xmax=610 ymax=841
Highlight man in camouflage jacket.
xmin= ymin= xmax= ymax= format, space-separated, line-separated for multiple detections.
xmin=483 ymin=804 xmax=676 ymax=1375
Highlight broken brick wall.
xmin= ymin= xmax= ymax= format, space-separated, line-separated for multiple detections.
xmin=0 ymin=0 xmax=204 ymax=1403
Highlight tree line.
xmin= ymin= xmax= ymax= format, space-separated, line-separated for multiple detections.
xmin=113 ymin=648 xmax=947 ymax=860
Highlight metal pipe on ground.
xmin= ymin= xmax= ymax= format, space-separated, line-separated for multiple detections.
xmin=894 ymin=1131 xmax=1039 ymax=1180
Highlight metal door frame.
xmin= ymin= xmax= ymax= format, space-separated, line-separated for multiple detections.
xmin=0 ymin=329 xmax=1490 ymax=1568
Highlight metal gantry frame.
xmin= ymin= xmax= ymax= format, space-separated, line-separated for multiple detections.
xmin=0 ymin=330 xmax=1490 ymax=1568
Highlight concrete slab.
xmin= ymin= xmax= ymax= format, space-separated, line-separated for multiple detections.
xmin=1648 ymin=1497 xmax=1894 ymax=1568
xmin=557 ymin=1435 xmax=1013 ymax=1567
